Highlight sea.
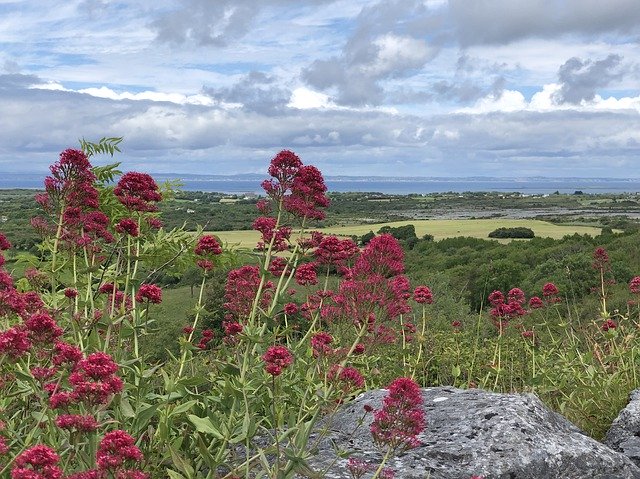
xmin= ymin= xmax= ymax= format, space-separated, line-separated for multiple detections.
xmin=2 ymin=173 xmax=640 ymax=196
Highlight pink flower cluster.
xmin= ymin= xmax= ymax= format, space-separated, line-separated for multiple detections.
xmin=11 ymin=444 xmax=62 ymax=479
xmin=488 ymin=288 xmax=527 ymax=331
xmin=262 ymin=345 xmax=293 ymax=376
xmin=224 ymin=265 xmax=272 ymax=320
xmin=114 ymin=172 xmax=162 ymax=212
xmin=260 ymin=150 xmax=330 ymax=221
xmin=253 ymin=216 xmax=291 ymax=252
xmin=48 ymin=352 xmax=123 ymax=409
xmin=370 ymin=377 xmax=425 ymax=452
xmin=135 ymin=284 xmax=162 ymax=304
xmin=194 ymin=235 xmax=223 ymax=270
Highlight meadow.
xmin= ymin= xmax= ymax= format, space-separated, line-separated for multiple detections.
xmin=208 ymin=218 xmax=606 ymax=249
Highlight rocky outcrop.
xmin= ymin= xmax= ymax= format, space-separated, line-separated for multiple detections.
xmin=606 ymin=389 xmax=640 ymax=468
xmin=307 ymin=387 xmax=640 ymax=479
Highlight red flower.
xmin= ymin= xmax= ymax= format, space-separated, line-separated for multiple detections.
xmin=592 ymin=247 xmax=610 ymax=270
xmin=135 ymin=284 xmax=162 ymax=304
xmin=507 ymin=288 xmax=525 ymax=305
xmin=488 ymin=290 xmax=505 ymax=306
xmin=630 ymin=276 xmax=640 ymax=295
xmin=0 ymin=327 xmax=31 ymax=358
xmin=295 ymin=262 xmax=318 ymax=286
xmin=11 ymin=444 xmax=62 ymax=479
xmin=55 ymin=414 xmax=99 ymax=432
xmin=268 ymin=257 xmax=288 ymax=276
xmin=370 ymin=377 xmax=424 ymax=452
xmin=283 ymin=302 xmax=298 ymax=315
xmin=64 ymin=288 xmax=78 ymax=299
xmin=195 ymin=235 xmax=222 ymax=256
xmin=528 ymin=296 xmax=544 ymax=309
xmin=602 ymin=319 xmax=617 ymax=332
xmin=0 ymin=233 xmax=11 ymax=250
xmin=182 ymin=326 xmax=194 ymax=335
xmin=354 ymin=234 xmax=404 ymax=277
xmin=311 ymin=332 xmax=333 ymax=357
xmin=223 ymin=321 xmax=243 ymax=336
xmin=115 ymin=218 xmax=139 ymax=237
xmin=53 ymin=341 xmax=83 ymax=367
xmin=542 ymin=282 xmax=559 ymax=297
xmin=329 ymin=365 xmax=365 ymax=391
xmin=0 ymin=436 xmax=8 ymax=455
xmin=114 ymin=172 xmax=162 ymax=212
xmin=413 ymin=285 xmax=433 ymax=304
xmin=262 ymin=345 xmax=293 ymax=376
xmin=96 ymin=430 xmax=144 ymax=471
xmin=25 ymin=312 xmax=63 ymax=343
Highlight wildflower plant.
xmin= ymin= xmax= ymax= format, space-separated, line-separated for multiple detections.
xmin=0 ymin=143 xmax=435 ymax=478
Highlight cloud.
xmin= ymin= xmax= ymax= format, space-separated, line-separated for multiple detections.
xmin=202 ymin=71 xmax=291 ymax=114
xmin=150 ymin=0 xmax=258 ymax=47
xmin=449 ymin=0 xmax=640 ymax=47
xmin=302 ymin=0 xmax=440 ymax=106
xmin=554 ymin=54 xmax=625 ymax=104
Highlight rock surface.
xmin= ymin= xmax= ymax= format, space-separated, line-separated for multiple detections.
xmin=306 ymin=387 xmax=640 ymax=479
xmin=606 ymin=389 xmax=640 ymax=468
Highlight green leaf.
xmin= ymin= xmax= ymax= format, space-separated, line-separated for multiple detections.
xmin=167 ymin=471 xmax=187 ymax=479
xmin=168 ymin=445 xmax=194 ymax=478
xmin=119 ymin=396 xmax=136 ymax=418
xmin=169 ymin=400 xmax=198 ymax=417
xmin=187 ymin=415 xmax=224 ymax=439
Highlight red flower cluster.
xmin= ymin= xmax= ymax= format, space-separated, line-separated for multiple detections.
xmin=96 ymin=430 xmax=146 ymax=475
xmin=197 ymin=329 xmax=214 ymax=349
xmin=115 ymin=218 xmax=139 ymax=237
xmin=135 ymin=284 xmax=162 ymax=304
xmin=49 ymin=352 xmax=123 ymax=408
xmin=528 ymin=296 xmax=544 ymax=309
xmin=262 ymin=345 xmax=293 ymax=376
xmin=253 ymin=216 xmax=291 ymax=252
xmin=25 ymin=312 xmax=63 ymax=344
xmin=295 ymin=262 xmax=318 ymax=286
xmin=370 ymin=377 xmax=424 ymax=452
xmin=592 ymin=247 xmax=610 ymax=270
xmin=224 ymin=265 xmax=272 ymax=320
xmin=114 ymin=172 xmax=162 ymax=212
xmin=602 ymin=319 xmax=617 ymax=332
xmin=261 ymin=150 xmax=330 ymax=221
xmin=194 ymin=235 xmax=223 ymax=271
xmin=488 ymin=289 xmax=527 ymax=331
xmin=314 ymin=235 xmax=359 ymax=266
xmin=0 ymin=232 xmax=10 ymax=250
xmin=55 ymin=414 xmax=99 ymax=432
xmin=35 ymin=149 xmax=113 ymax=247
xmin=413 ymin=286 xmax=433 ymax=304
xmin=0 ymin=327 xmax=31 ymax=358
xmin=11 ymin=444 xmax=62 ymax=479
xmin=630 ymin=276 xmax=640 ymax=295
xmin=328 ymin=365 xmax=365 ymax=391
xmin=354 ymin=234 xmax=404 ymax=278
xmin=310 ymin=331 xmax=333 ymax=357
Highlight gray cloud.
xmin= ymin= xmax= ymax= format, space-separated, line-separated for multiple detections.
xmin=203 ymin=71 xmax=291 ymax=115
xmin=302 ymin=0 xmax=439 ymax=106
xmin=449 ymin=0 xmax=640 ymax=47
xmin=1 ymin=75 xmax=638 ymax=178
xmin=150 ymin=0 xmax=258 ymax=46
xmin=554 ymin=54 xmax=625 ymax=104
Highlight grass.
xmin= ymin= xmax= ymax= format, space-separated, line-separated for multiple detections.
xmin=208 ymin=219 xmax=607 ymax=249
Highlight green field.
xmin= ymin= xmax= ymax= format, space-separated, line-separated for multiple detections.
xmin=209 ymin=219 xmax=607 ymax=249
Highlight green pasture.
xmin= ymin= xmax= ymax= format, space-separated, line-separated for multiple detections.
xmin=209 ymin=218 xmax=606 ymax=249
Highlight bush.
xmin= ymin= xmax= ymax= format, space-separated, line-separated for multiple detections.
xmin=488 ymin=227 xmax=535 ymax=238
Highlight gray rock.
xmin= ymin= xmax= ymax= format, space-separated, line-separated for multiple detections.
xmin=306 ymin=387 xmax=640 ymax=479
xmin=605 ymin=389 xmax=640 ymax=467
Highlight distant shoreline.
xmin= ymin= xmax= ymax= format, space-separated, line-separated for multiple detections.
xmin=2 ymin=174 xmax=640 ymax=196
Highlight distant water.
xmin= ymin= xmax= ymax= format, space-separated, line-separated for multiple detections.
xmin=2 ymin=173 xmax=640 ymax=195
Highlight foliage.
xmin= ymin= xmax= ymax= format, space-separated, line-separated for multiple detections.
xmin=488 ymin=227 xmax=535 ymax=238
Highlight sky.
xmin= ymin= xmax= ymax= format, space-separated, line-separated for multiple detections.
xmin=1 ymin=0 xmax=639 ymax=178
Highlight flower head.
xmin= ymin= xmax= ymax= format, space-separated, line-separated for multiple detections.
xmin=115 ymin=218 xmax=139 ymax=237
xmin=114 ymin=172 xmax=162 ymax=212
xmin=96 ymin=430 xmax=144 ymax=471
xmin=630 ymin=276 xmax=640 ymax=295
xmin=262 ymin=345 xmax=293 ymax=376
xmin=11 ymin=444 xmax=62 ymax=479
xmin=135 ymin=284 xmax=162 ymax=304
xmin=370 ymin=377 xmax=424 ymax=452
xmin=413 ymin=285 xmax=433 ymax=304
